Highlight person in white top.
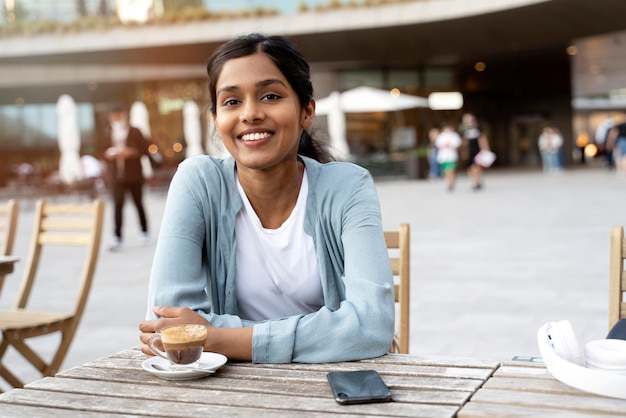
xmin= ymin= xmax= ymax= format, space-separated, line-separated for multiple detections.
xmin=139 ymin=34 xmax=394 ymax=364
xmin=435 ymin=124 xmax=462 ymax=191
xmin=538 ymin=126 xmax=563 ymax=173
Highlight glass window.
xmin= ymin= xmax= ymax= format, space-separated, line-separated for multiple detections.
xmin=0 ymin=106 xmax=20 ymax=143
xmin=0 ymin=102 xmax=94 ymax=148
xmin=341 ymin=70 xmax=384 ymax=90
xmin=424 ymin=67 xmax=454 ymax=89
xmin=388 ymin=70 xmax=420 ymax=91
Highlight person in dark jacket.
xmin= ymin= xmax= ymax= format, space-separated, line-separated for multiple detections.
xmin=100 ymin=106 xmax=150 ymax=251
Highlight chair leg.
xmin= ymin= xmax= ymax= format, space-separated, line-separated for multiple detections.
xmin=11 ymin=339 xmax=48 ymax=374
xmin=0 ymin=338 xmax=25 ymax=388
xmin=47 ymin=328 xmax=76 ymax=377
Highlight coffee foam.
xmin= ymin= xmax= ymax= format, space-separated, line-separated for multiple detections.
xmin=161 ymin=324 xmax=207 ymax=344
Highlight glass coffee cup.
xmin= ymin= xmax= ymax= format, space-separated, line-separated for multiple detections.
xmin=148 ymin=324 xmax=208 ymax=369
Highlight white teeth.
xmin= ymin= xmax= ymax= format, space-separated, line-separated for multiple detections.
xmin=241 ymin=132 xmax=271 ymax=141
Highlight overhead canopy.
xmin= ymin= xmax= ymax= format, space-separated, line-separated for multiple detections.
xmin=315 ymin=86 xmax=429 ymax=115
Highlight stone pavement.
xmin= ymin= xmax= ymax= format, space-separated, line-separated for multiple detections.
xmin=0 ymin=165 xmax=623 ymax=390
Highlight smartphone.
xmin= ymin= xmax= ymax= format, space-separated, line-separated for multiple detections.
xmin=327 ymin=370 xmax=392 ymax=405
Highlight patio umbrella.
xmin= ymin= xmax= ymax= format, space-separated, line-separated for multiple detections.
xmin=325 ymin=91 xmax=350 ymax=161
xmin=130 ymin=101 xmax=151 ymax=138
xmin=183 ymin=101 xmax=205 ymax=158
xmin=315 ymin=87 xmax=428 ymax=160
xmin=56 ymin=94 xmax=83 ymax=185
xmin=130 ymin=101 xmax=154 ymax=179
xmin=315 ymin=86 xmax=428 ymax=115
xmin=205 ymin=109 xmax=231 ymax=158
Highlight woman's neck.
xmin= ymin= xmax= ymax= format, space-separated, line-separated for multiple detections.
xmin=237 ymin=159 xmax=304 ymax=229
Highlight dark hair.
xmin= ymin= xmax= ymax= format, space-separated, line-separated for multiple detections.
xmin=206 ymin=33 xmax=333 ymax=163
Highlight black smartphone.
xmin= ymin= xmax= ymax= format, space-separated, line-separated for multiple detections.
xmin=327 ymin=370 xmax=392 ymax=405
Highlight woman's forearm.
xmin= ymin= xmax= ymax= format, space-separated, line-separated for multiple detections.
xmin=208 ymin=326 xmax=253 ymax=361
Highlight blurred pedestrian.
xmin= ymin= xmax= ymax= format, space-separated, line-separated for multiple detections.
xmin=538 ymin=126 xmax=563 ymax=174
xmin=607 ymin=115 xmax=626 ymax=179
xmin=435 ymin=124 xmax=462 ymax=191
xmin=595 ymin=115 xmax=615 ymax=169
xmin=99 ymin=106 xmax=151 ymax=251
xmin=460 ymin=113 xmax=490 ymax=190
xmin=428 ymin=127 xmax=441 ymax=179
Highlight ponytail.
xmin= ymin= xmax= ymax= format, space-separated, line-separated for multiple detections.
xmin=299 ymin=130 xmax=334 ymax=163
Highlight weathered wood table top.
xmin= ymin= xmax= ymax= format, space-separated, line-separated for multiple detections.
xmin=0 ymin=348 xmax=499 ymax=417
xmin=458 ymin=358 xmax=626 ymax=417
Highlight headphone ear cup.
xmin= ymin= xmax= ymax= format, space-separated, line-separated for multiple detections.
xmin=549 ymin=320 xmax=584 ymax=366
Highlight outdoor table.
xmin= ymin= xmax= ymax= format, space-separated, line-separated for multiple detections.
xmin=0 ymin=348 xmax=498 ymax=417
xmin=458 ymin=358 xmax=626 ymax=417
xmin=0 ymin=256 xmax=18 ymax=277
xmin=1 ymin=348 xmax=624 ymax=417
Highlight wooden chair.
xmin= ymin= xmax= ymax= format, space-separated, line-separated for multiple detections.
xmin=0 ymin=199 xmax=18 ymax=257
xmin=385 ymin=223 xmax=410 ymax=354
xmin=609 ymin=225 xmax=626 ymax=330
xmin=0 ymin=199 xmax=19 ymax=295
xmin=0 ymin=198 xmax=104 ymax=388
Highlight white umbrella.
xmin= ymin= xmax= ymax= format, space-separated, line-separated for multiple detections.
xmin=315 ymin=86 xmax=428 ymax=115
xmin=205 ymin=110 xmax=231 ymax=158
xmin=56 ymin=94 xmax=83 ymax=185
xmin=130 ymin=101 xmax=154 ymax=179
xmin=326 ymin=91 xmax=350 ymax=161
xmin=130 ymin=101 xmax=152 ymax=138
xmin=183 ymin=101 xmax=205 ymax=158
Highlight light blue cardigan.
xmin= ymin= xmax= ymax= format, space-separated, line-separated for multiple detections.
xmin=146 ymin=155 xmax=395 ymax=363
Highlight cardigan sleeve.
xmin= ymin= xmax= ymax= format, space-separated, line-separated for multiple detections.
xmin=145 ymin=158 xmax=244 ymax=328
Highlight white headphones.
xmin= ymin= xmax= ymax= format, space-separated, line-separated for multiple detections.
xmin=537 ymin=320 xmax=626 ymax=399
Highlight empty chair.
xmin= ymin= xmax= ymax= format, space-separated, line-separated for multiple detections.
xmin=609 ymin=225 xmax=626 ymax=331
xmin=385 ymin=223 xmax=410 ymax=354
xmin=0 ymin=199 xmax=19 ymax=294
xmin=0 ymin=199 xmax=104 ymax=388
xmin=0 ymin=199 xmax=18 ymax=257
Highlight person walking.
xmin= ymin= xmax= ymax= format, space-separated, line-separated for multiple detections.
xmin=538 ymin=126 xmax=563 ymax=174
xmin=460 ymin=112 xmax=490 ymax=190
xmin=435 ymin=123 xmax=462 ymax=191
xmin=100 ymin=106 xmax=151 ymax=251
xmin=607 ymin=115 xmax=626 ymax=179
xmin=428 ymin=127 xmax=441 ymax=179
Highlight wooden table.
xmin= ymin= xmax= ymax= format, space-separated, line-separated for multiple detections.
xmin=2 ymin=349 xmax=625 ymax=417
xmin=458 ymin=358 xmax=626 ymax=417
xmin=0 ymin=348 xmax=499 ymax=417
xmin=0 ymin=256 xmax=18 ymax=276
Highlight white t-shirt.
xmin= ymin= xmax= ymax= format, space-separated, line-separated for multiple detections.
xmin=235 ymin=170 xmax=323 ymax=321
xmin=435 ymin=130 xmax=462 ymax=163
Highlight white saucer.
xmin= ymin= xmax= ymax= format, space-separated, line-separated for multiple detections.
xmin=142 ymin=352 xmax=227 ymax=381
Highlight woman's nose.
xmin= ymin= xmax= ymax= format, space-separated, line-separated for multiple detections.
xmin=240 ymin=100 xmax=264 ymax=123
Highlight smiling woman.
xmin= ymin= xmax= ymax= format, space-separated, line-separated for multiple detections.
xmin=139 ymin=33 xmax=395 ymax=364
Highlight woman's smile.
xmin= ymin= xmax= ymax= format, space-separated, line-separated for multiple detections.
xmin=239 ymin=131 xmax=274 ymax=142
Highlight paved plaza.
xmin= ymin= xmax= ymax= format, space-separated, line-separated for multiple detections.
xmin=1 ymin=164 xmax=624 ymax=390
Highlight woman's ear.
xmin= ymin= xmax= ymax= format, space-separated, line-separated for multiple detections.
xmin=302 ymin=99 xmax=315 ymax=129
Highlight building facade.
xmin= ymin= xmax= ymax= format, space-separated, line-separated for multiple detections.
xmin=1 ymin=0 xmax=626 ymax=185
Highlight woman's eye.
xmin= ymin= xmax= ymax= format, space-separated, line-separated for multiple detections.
xmin=261 ymin=93 xmax=281 ymax=101
xmin=219 ymin=97 xmax=240 ymax=107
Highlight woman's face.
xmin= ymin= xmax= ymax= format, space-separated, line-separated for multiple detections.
xmin=213 ymin=52 xmax=314 ymax=172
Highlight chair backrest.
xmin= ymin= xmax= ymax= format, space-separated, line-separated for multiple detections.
xmin=385 ymin=223 xmax=410 ymax=354
xmin=15 ymin=199 xmax=104 ymax=317
xmin=0 ymin=199 xmax=19 ymax=256
xmin=609 ymin=225 xmax=626 ymax=330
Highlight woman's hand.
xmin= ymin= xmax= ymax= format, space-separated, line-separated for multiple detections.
xmin=138 ymin=306 xmax=211 ymax=357
xmin=139 ymin=306 xmax=253 ymax=361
